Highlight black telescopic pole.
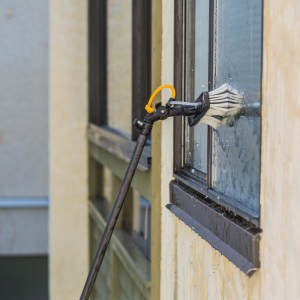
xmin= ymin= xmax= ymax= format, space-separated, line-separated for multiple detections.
xmin=79 ymin=104 xmax=202 ymax=299
xmin=79 ymin=126 xmax=151 ymax=300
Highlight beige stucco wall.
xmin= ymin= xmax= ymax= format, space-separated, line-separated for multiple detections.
xmin=160 ymin=0 xmax=300 ymax=299
xmin=49 ymin=0 xmax=89 ymax=299
xmin=260 ymin=1 xmax=300 ymax=299
xmin=0 ymin=0 xmax=49 ymax=197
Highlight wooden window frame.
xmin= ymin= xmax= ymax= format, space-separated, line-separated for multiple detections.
xmin=88 ymin=0 xmax=107 ymax=127
xmin=170 ymin=0 xmax=263 ymax=274
xmin=132 ymin=0 xmax=151 ymax=141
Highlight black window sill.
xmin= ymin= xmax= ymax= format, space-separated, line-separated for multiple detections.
xmin=174 ymin=171 xmax=260 ymax=226
xmin=168 ymin=181 xmax=261 ymax=275
xmin=87 ymin=123 xmax=151 ymax=171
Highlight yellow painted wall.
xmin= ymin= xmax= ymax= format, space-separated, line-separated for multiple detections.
xmin=160 ymin=0 xmax=300 ymax=299
xmin=47 ymin=0 xmax=300 ymax=299
xmin=261 ymin=1 xmax=300 ymax=299
xmin=49 ymin=0 xmax=89 ymax=299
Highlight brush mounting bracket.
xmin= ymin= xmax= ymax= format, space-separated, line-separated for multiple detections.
xmin=188 ymin=91 xmax=210 ymax=127
xmin=134 ymin=97 xmax=206 ymax=133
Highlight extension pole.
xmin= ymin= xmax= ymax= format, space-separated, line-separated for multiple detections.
xmin=79 ymin=92 xmax=202 ymax=299
xmin=80 ymin=131 xmax=150 ymax=300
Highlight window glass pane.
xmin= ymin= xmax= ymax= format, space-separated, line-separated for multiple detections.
xmin=131 ymin=193 xmax=151 ymax=261
xmin=184 ymin=0 xmax=209 ymax=173
xmin=107 ymin=0 xmax=132 ymax=136
xmin=212 ymin=0 xmax=262 ymax=216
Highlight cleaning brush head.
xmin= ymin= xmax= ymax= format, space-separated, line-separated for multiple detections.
xmin=188 ymin=84 xmax=244 ymax=129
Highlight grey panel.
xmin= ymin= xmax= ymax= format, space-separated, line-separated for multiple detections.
xmin=0 ymin=207 xmax=48 ymax=255
xmin=0 ymin=0 xmax=49 ymax=197
xmin=0 ymin=257 xmax=48 ymax=300
xmin=212 ymin=0 xmax=262 ymax=216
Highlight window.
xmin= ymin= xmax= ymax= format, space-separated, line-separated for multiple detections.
xmin=174 ymin=0 xmax=262 ymax=225
xmin=171 ymin=0 xmax=262 ymax=274
xmin=131 ymin=194 xmax=152 ymax=261
xmin=88 ymin=0 xmax=151 ymax=168
xmin=88 ymin=0 xmax=151 ymax=141
xmin=88 ymin=1 xmax=152 ymax=297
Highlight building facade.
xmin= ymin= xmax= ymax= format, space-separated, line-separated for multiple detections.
xmin=0 ymin=1 xmax=49 ymax=298
xmin=48 ymin=0 xmax=300 ymax=299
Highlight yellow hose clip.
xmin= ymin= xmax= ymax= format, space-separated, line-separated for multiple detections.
xmin=145 ymin=84 xmax=176 ymax=113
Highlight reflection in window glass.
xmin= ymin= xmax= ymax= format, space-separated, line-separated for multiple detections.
xmin=107 ymin=0 xmax=132 ymax=135
xmin=212 ymin=0 xmax=262 ymax=217
xmin=131 ymin=194 xmax=151 ymax=261
xmin=184 ymin=0 xmax=209 ymax=174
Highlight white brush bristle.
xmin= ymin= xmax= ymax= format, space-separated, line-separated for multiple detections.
xmin=196 ymin=84 xmax=244 ymax=129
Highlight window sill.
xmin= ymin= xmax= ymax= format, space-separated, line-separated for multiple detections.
xmin=87 ymin=123 xmax=151 ymax=171
xmin=89 ymin=141 xmax=152 ymax=201
xmin=174 ymin=171 xmax=259 ymax=226
xmin=168 ymin=181 xmax=261 ymax=275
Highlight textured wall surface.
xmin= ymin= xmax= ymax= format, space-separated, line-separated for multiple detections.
xmin=260 ymin=1 xmax=300 ymax=299
xmin=0 ymin=0 xmax=49 ymax=197
xmin=49 ymin=0 xmax=89 ymax=299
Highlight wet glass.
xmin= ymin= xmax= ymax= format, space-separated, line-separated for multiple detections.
xmin=184 ymin=0 xmax=209 ymax=174
xmin=212 ymin=0 xmax=262 ymax=217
